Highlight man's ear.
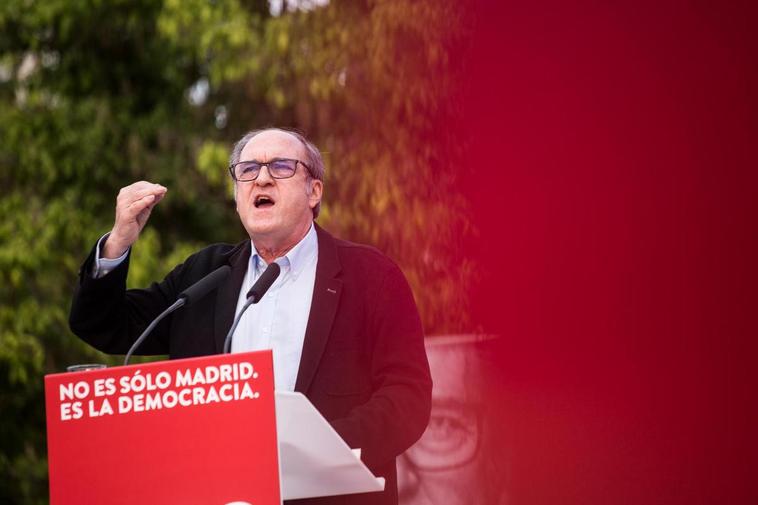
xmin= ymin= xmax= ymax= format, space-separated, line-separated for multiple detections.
xmin=308 ymin=179 xmax=323 ymax=209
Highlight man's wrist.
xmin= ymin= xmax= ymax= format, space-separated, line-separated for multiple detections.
xmin=93 ymin=232 xmax=129 ymax=278
xmin=102 ymin=233 xmax=130 ymax=259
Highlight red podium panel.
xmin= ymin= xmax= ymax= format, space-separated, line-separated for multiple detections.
xmin=45 ymin=350 xmax=280 ymax=505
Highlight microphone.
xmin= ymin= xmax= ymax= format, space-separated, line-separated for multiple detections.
xmin=223 ymin=262 xmax=281 ymax=353
xmin=124 ymin=265 xmax=231 ymax=366
xmin=178 ymin=265 xmax=232 ymax=305
xmin=246 ymin=261 xmax=281 ymax=303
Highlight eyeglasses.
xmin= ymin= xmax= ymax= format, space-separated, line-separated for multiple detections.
xmin=229 ymin=158 xmax=310 ymax=182
xmin=403 ymin=400 xmax=483 ymax=471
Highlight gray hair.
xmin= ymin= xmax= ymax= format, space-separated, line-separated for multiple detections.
xmin=229 ymin=127 xmax=325 ymax=218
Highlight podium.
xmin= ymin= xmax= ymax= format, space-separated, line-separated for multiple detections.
xmin=44 ymin=350 xmax=384 ymax=504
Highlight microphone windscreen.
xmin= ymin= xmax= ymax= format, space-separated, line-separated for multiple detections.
xmin=179 ymin=265 xmax=231 ymax=306
xmin=247 ymin=262 xmax=281 ymax=303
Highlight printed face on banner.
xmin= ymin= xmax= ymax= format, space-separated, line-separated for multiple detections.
xmin=398 ymin=338 xmax=508 ymax=505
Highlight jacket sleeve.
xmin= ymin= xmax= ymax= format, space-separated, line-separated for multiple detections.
xmin=329 ymin=262 xmax=432 ymax=470
xmin=68 ymin=241 xmax=189 ymax=356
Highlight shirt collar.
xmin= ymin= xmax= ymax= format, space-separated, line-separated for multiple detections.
xmin=250 ymin=223 xmax=317 ymax=280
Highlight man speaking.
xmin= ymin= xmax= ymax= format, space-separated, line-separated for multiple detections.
xmin=69 ymin=128 xmax=432 ymax=505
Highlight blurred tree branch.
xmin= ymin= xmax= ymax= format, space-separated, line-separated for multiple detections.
xmin=0 ymin=1 xmax=473 ymax=501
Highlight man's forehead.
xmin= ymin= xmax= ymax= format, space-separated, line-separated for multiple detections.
xmin=240 ymin=129 xmax=305 ymax=160
xmin=428 ymin=345 xmax=480 ymax=397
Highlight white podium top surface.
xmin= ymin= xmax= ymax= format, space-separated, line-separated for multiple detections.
xmin=275 ymin=391 xmax=385 ymax=501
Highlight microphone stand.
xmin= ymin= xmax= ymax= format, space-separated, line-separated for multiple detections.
xmin=124 ymin=299 xmax=185 ymax=366
xmin=223 ymin=296 xmax=256 ymax=354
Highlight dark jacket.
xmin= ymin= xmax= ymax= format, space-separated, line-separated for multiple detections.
xmin=69 ymin=224 xmax=432 ymax=505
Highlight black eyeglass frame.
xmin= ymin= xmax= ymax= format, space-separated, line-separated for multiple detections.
xmin=228 ymin=158 xmax=312 ymax=182
xmin=402 ymin=404 xmax=484 ymax=472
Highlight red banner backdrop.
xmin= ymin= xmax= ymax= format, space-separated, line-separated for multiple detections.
xmin=455 ymin=2 xmax=756 ymax=504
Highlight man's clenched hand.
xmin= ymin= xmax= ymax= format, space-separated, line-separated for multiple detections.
xmin=103 ymin=181 xmax=167 ymax=259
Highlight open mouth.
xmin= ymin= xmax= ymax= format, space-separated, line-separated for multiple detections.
xmin=254 ymin=195 xmax=275 ymax=208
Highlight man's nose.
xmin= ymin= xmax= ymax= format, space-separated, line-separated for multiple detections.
xmin=255 ymin=164 xmax=275 ymax=185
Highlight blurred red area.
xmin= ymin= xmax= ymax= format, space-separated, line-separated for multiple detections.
xmin=452 ymin=1 xmax=756 ymax=503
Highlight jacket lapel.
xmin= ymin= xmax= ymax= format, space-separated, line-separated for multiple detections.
xmin=295 ymin=224 xmax=342 ymax=393
xmin=213 ymin=240 xmax=251 ymax=353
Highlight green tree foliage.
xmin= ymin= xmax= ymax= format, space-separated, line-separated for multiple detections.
xmin=0 ymin=1 xmax=472 ymax=501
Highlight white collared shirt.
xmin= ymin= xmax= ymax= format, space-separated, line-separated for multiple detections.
xmin=230 ymin=224 xmax=318 ymax=392
xmin=93 ymin=224 xmax=319 ymax=392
